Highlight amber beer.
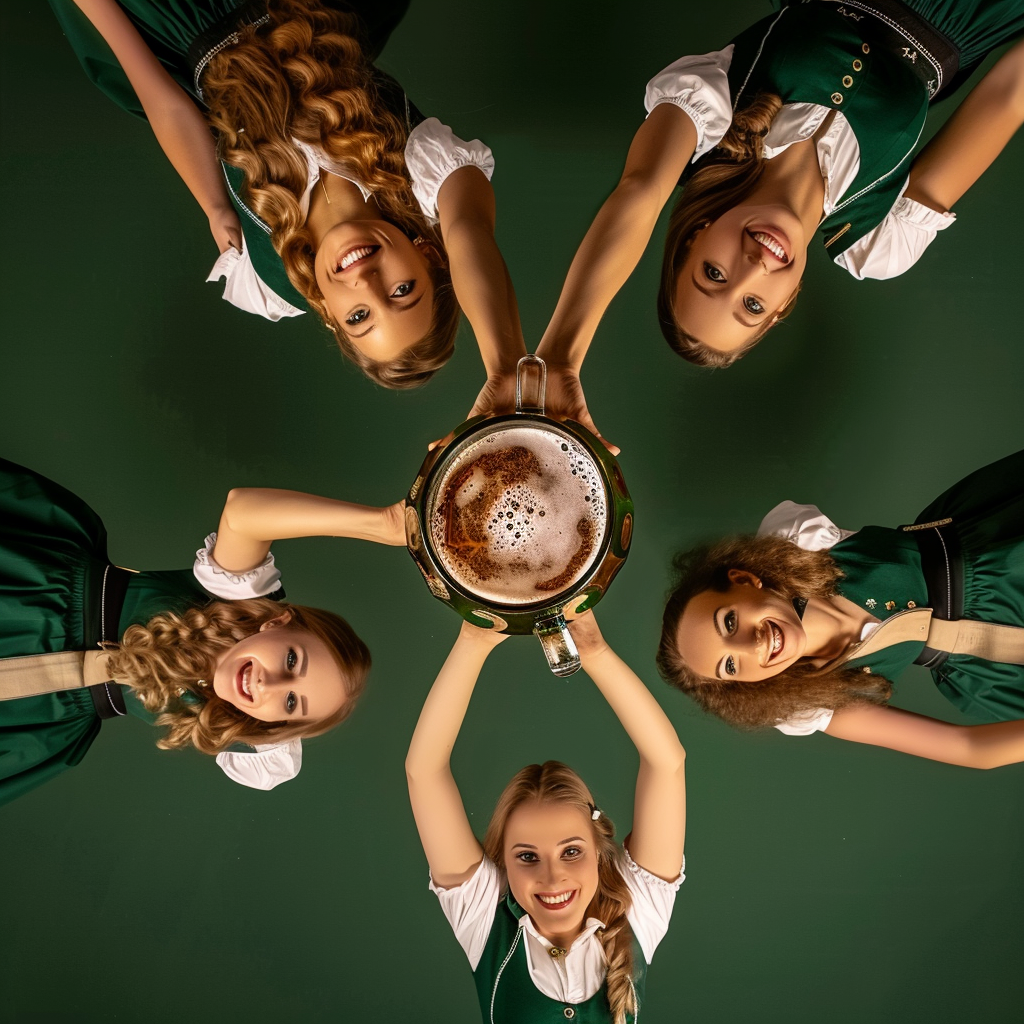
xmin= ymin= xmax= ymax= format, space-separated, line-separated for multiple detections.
xmin=429 ymin=427 xmax=609 ymax=607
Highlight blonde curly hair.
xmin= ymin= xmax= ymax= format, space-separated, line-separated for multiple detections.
xmin=203 ymin=0 xmax=458 ymax=388
xmin=105 ymin=598 xmax=370 ymax=754
xmin=483 ymin=761 xmax=638 ymax=1024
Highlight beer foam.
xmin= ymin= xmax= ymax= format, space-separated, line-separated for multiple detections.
xmin=428 ymin=426 xmax=608 ymax=606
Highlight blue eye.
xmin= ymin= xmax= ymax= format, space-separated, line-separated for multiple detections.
xmin=724 ymin=611 xmax=737 ymax=635
xmin=724 ymin=656 xmax=737 ymax=677
xmin=391 ymin=281 xmax=414 ymax=298
xmin=744 ymin=296 xmax=766 ymax=315
xmin=345 ymin=308 xmax=370 ymax=326
xmin=285 ymin=691 xmax=298 ymax=714
xmin=562 ymin=847 xmax=583 ymax=859
xmin=703 ymin=262 xmax=726 ymax=283
xmin=286 ymin=649 xmax=297 ymax=671
xmin=515 ymin=851 xmax=539 ymax=864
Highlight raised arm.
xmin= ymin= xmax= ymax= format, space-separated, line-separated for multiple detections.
xmin=568 ymin=613 xmax=686 ymax=882
xmin=436 ymin=166 xmax=527 ymax=419
xmin=71 ymin=0 xmax=240 ymax=251
xmin=405 ymin=623 xmax=508 ymax=888
xmin=536 ymin=103 xmax=697 ymax=371
xmin=905 ymin=37 xmax=1024 ymax=213
xmin=825 ymin=703 xmax=1024 ymax=768
xmin=210 ymin=488 xmax=405 ymax=574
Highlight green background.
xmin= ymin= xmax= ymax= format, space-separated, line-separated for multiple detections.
xmin=2 ymin=2 xmax=1022 ymax=1021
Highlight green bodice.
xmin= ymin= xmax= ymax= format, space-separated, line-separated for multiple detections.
xmin=725 ymin=3 xmax=929 ymax=257
xmin=473 ymin=895 xmax=645 ymax=1024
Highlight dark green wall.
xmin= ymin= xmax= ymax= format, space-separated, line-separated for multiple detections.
xmin=2 ymin=3 xmax=1022 ymax=1022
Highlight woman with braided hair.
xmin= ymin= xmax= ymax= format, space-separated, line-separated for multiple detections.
xmin=0 ymin=456 xmax=409 ymax=806
xmin=406 ymin=613 xmax=687 ymax=1023
xmin=52 ymin=0 xmax=524 ymax=390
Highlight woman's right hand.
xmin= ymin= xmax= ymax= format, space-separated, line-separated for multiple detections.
xmin=567 ymin=610 xmax=610 ymax=661
xmin=209 ymin=206 xmax=243 ymax=254
xmin=458 ymin=619 xmax=510 ymax=650
xmin=544 ymin=363 xmax=620 ymax=457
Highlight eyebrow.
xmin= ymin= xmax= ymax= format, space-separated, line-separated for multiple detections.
xmin=690 ymin=272 xmax=762 ymax=328
xmin=347 ymin=293 xmax=425 ymax=339
xmin=511 ymin=836 xmax=586 ymax=850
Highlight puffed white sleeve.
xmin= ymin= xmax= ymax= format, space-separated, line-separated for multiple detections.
xmin=193 ymin=532 xmax=283 ymax=600
xmin=644 ymin=45 xmax=735 ymax=160
xmin=774 ymin=707 xmax=835 ymax=736
xmin=206 ymin=239 xmax=305 ymax=321
xmin=834 ymin=184 xmax=956 ymax=280
xmin=216 ymin=739 xmax=303 ymax=790
xmin=757 ymin=501 xmax=855 ymax=552
xmin=428 ymin=857 xmax=503 ymax=970
xmin=405 ymin=117 xmax=496 ymax=224
xmin=621 ymin=848 xmax=685 ymax=965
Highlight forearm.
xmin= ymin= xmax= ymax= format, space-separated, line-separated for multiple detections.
xmin=444 ymin=214 xmax=527 ymax=377
xmin=72 ymin=0 xmax=232 ymax=221
xmin=581 ymin=645 xmax=686 ymax=773
xmin=405 ymin=629 xmax=493 ymax=781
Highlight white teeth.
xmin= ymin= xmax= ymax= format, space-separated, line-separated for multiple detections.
xmin=241 ymin=663 xmax=252 ymax=697
xmin=752 ymin=232 xmax=787 ymax=262
xmin=339 ymin=246 xmax=375 ymax=271
xmin=538 ymin=892 xmax=573 ymax=905
xmin=770 ymin=624 xmax=782 ymax=655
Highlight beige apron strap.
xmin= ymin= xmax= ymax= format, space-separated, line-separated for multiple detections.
xmin=927 ymin=618 xmax=1024 ymax=665
xmin=0 ymin=649 xmax=115 ymax=701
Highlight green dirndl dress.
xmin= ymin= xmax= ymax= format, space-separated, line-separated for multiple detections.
xmin=473 ymin=894 xmax=646 ymax=1024
xmin=0 ymin=459 xmax=217 ymax=807
xmin=730 ymin=1 xmax=1024 ymax=260
xmin=826 ymin=449 xmax=1024 ymax=721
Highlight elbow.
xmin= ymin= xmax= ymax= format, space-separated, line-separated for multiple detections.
xmin=221 ymin=487 xmax=255 ymax=528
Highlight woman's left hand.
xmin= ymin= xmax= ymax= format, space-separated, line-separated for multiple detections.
xmin=209 ymin=206 xmax=243 ymax=254
xmin=427 ymin=371 xmax=518 ymax=452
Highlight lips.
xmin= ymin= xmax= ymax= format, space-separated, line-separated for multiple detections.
xmin=235 ymin=661 xmax=255 ymax=702
xmin=535 ymin=890 xmax=577 ymax=912
xmin=748 ymin=228 xmax=791 ymax=265
xmin=334 ymin=244 xmax=380 ymax=273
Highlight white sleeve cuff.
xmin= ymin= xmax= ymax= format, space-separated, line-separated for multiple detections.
xmin=644 ymin=45 xmax=735 ymax=160
xmin=834 ymin=181 xmax=956 ymax=281
xmin=774 ymin=708 xmax=835 ymax=736
xmin=406 ymin=117 xmax=496 ymax=223
xmin=193 ymin=532 xmax=283 ymax=599
xmin=428 ymin=856 xmax=503 ymax=970
xmin=621 ymin=847 xmax=685 ymax=965
xmin=216 ymin=739 xmax=302 ymax=790
xmin=757 ymin=501 xmax=854 ymax=552
xmin=206 ymin=240 xmax=305 ymax=321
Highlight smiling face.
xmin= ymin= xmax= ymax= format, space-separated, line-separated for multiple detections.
xmin=314 ymin=221 xmax=436 ymax=362
xmin=503 ymin=800 xmax=600 ymax=940
xmin=675 ymin=569 xmax=808 ymax=682
xmin=211 ymin=618 xmax=349 ymax=724
xmin=672 ymin=204 xmax=808 ymax=355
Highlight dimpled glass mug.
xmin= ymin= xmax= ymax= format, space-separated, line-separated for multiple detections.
xmin=405 ymin=356 xmax=634 ymax=676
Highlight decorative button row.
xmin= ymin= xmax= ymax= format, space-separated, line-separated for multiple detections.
xmin=864 ymin=599 xmax=918 ymax=611
xmin=833 ymin=49 xmax=867 ymax=106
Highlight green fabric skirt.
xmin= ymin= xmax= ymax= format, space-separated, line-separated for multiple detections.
xmin=48 ymin=0 xmax=411 ymax=116
xmin=916 ymin=449 xmax=1024 ymax=720
xmin=0 ymin=459 xmax=111 ymax=806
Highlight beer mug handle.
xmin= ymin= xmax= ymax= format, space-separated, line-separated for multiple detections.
xmin=534 ymin=614 xmax=581 ymax=677
xmin=516 ymin=354 xmax=547 ymax=416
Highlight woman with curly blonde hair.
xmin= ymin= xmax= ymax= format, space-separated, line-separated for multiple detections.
xmin=0 ymin=456 xmax=409 ymax=806
xmin=536 ymin=0 xmax=1024 ymax=420
xmin=658 ymin=448 xmax=1024 ymax=769
xmin=54 ymin=0 xmax=524 ymax=390
xmin=406 ymin=613 xmax=686 ymax=1023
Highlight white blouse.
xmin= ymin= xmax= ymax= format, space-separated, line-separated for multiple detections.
xmin=756 ymin=502 xmax=878 ymax=736
xmin=430 ymin=849 xmax=684 ymax=1005
xmin=206 ymin=117 xmax=495 ymax=320
xmin=644 ymin=48 xmax=954 ymax=280
xmin=191 ymin=533 xmax=302 ymax=789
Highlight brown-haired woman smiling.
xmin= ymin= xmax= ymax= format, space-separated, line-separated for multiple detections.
xmin=54 ymin=0 xmax=524 ymax=390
